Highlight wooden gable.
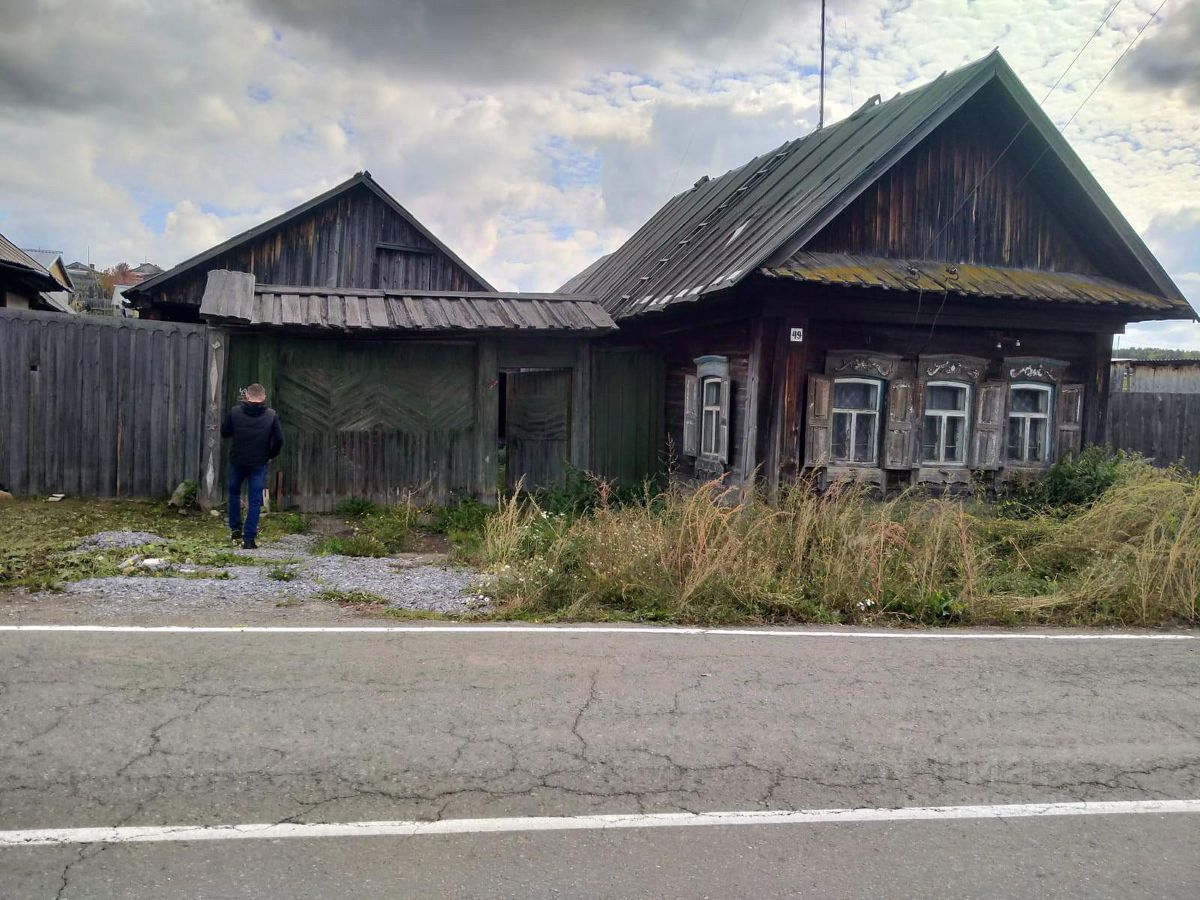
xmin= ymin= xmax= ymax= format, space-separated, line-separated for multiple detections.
xmin=132 ymin=175 xmax=490 ymax=315
xmin=807 ymin=91 xmax=1105 ymax=276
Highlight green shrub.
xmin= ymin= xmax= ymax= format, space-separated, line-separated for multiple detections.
xmin=334 ymin=497 xmax=380 ymax=518
xmin=999 ymin=447 xmax=1132 ymax=517
xmin=267 ymin=565 xmax=297 ymax=581
xmin=273 ymin=512 xmax=312 ymax=535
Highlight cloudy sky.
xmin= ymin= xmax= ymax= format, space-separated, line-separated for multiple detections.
xmin=2 ymin=0 xmax=1198 ymax=347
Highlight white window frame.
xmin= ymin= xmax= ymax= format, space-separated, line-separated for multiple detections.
xmin=699 ymin=375 xmax=723 ymax=459
xmin=1007 ymin=382 xmax=1053 ymax=464
xmin=922 ymin=380 xmax=971 ymax=466
xmin=831 ymin=377 xmax=882 ymax=465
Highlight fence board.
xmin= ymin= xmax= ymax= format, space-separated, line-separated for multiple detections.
xmin=1105 ymin=390 xmax=1200 ymax=473
xmin=0 ymin=308 xmax=208 ymax=498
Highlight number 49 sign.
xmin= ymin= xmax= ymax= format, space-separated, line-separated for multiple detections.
xmin=789 ymin=327 xmax=804 ymax=343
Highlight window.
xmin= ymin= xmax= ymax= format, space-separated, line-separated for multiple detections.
xmin=831 ymin=378 xmax=881 ymax=464
xmin=1007 ymin=383 xmax=1053 ymax=463
xmin=700 ymin=376 xmax=722 ymax=457
xmin=922 ymin=382 xmax=970 ymax=465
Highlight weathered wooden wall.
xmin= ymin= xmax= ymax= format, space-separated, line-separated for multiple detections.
xmin=0 ymin=307 xmax=207 ymax=497
xmin=1106 ymin=381 xmax=1200 ymax=473
xmin=807 ymin=102 xmax=1101 ymax=274
xmin=138 ymin=183 xmax=487 ymax=313
xmin=227 ymin=334 xmax=480 ymax=510
xmin=590 ymin=349 xmax=666 ymax=485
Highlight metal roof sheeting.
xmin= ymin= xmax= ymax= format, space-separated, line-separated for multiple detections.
xmin=763 ymin=252 xmax=1175 ymax=310
xmin=564 ymin=51 xmax=1186 ymax=320
xmin=199 ymin=273 xmax=614 ymax=334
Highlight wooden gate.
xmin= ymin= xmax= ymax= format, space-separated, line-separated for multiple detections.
xmin=506 ymin=369 xmax=571 ymax=491
xmin=590 ymin=349 xmax=665 ymax=485
xmin=228 ymin=335 xmax=478 ymax=510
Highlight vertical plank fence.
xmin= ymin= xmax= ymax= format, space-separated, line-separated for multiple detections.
xmin=0 ymin=308 xmax=208 ymax=498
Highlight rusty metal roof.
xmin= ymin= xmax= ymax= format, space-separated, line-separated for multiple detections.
xmin=563 ymin=51 xmax=1186 ymax=320
xmin=763 ymin=252 xmax=1178 ymax=312
xmin=199 ymin=271 xmax=614 ymax=333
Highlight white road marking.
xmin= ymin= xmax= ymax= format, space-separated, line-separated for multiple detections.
xmin=0 ymin=624 xmax=1195 ymax=640
xmin=3 ymin=800 xmax=1199 ymax=847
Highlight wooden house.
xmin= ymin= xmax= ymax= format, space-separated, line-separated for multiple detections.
xmin=0 ymin=233 xmax=74 ymax=313
xmin=564 ymin=51 xmax=1197 ymax=494
xmin=124 ymin=174 xmax=614 ymax=510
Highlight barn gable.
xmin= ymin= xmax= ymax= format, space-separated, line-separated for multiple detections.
xmin=127 ymin=172 xmax=492 ymax=318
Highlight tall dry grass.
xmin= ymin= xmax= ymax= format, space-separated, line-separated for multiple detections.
xmin=482 ymin=460 xmax=1200 ymax=626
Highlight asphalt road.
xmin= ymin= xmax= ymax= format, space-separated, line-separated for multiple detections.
xmin=2 ymin=625 xmax=1198 ymax=898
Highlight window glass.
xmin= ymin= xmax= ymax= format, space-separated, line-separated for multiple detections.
xmin=1010 ymin=388 xmax=1048 ymax=414
xmin=944 ymin=416 xmax=965 ymax=463
xmin=853 ymin=414 xmax=877 ymax=462
xmin=702 ymin=379 xmax=720 ymax=407
xmin=927 ymin=384 xmax=966 ymax=411
xmin=834 ymin=381 xmax=878 ymax=411
xmin=832 ymin=412 xmax=852 ymax=460
xmin=922 ymin=416 xmax=941 ymax=462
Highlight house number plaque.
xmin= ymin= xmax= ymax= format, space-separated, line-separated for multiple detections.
xmin=789 ymin=327 xmax=804 ymax=343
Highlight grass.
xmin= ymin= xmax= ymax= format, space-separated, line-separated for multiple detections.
xmin=479 ymin=455 xmax=1200 ymax=628
xmin=318 ymin=588 xmax=388 ymax=606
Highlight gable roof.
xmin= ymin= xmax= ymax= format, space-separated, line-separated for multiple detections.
xmin=0 ymin=231 xmax=62 ymax=293
xmin=22 ymin=249 xmax=75 ymax=291
xmin=565 ymin=51 xmax=1188 ymax=321
xmin=126 ymin=171 xmax=494 ymax=299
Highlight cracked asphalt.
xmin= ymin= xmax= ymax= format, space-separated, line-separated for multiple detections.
xmin=2 ymin=627 xmax=1198 ymax=898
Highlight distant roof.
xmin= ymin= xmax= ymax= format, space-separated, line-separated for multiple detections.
xmin=199 ymin=270 xmax=613 ymax=334
xmin=564 ymin=51 xmax=1186 ymax=320
xmin=128 ymin=171 xmax=494 ymax=298
xmin=22 ymin=248 xmax=74 ymax=291
xmin=131 ymin=262 xmax=163 ymax=275
xmin=764 ymin=251 xmax=1178 ymax=313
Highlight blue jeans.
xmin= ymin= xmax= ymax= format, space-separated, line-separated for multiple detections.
xmin=227 ymin=464 xmax=268 ymax=540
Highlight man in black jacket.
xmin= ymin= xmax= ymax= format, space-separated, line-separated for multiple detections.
xmin=221 ymin=383 xmax=284 ymax=549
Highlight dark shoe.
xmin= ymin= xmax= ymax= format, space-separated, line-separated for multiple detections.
xmin=243 ymin=538 xmax=258 ymax=550
xmin=230 ymin=529 xmax=242 ymax=543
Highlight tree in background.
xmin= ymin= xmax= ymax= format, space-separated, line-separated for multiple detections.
xmin=1115 ymin=347 xmax=1200 ymax=360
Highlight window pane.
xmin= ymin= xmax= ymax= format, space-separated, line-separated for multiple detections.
xmin=832 ymin=412 xmax=851 ymax=460
xmin=944 ymin=416 xmax=965 ymax=463
xmin=701 ymin=409 xmax=718 ymax=455
xmin=1011 ymin=387 xmax=1048 ymax=413
xmin=922 ymin=416 xmax=941 ymax=462
xmin=703 ymin=379 xmax=720 ymax=407
xmin=834 ymin=381 xmax=877 ymax=411
xmin=1007 ymin=417 xmax=1024 ymax=461
xmin=927 ymin=384 xmax=966 ymax=411
xmin=1029 ymin=418 xmax=1047 ymax=461
xmin=853 ymin=413 xmax=877 ymax=462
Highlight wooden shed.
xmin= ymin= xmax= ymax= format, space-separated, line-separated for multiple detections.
xmin=565 ymin=51 xmax=1197 ymax=495
xmin=198 ymin=271 xmax=613 ymax=510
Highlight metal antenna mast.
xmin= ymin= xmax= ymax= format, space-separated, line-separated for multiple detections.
xmin=818 ymin=0 xmax=827 ymax=128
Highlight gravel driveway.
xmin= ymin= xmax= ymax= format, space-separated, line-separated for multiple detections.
xmin=12 ymin=531 xmax=492 ymax=622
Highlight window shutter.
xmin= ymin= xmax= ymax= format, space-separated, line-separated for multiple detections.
xmin=883 ymin=378 xmax=916 ymax=469
xmin=718 ymin=377 xmax=731 ymax=465
xmin=683 ymin=373 xmax=698 ymax=457
xmin=1056 ymin=383 xmax=1084 ymax=461
xmin=971 ymin=381 xmax=1007 ymax=470
xmin=804 ymin=374 xmax=833 ymax=467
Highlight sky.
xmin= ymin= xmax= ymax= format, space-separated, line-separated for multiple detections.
xmin=1 ymin=0 xmax=1198 ymax=348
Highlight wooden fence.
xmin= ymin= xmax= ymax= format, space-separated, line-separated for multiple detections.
xmin=1106 ymin=391 xmax=1200 ymax=473
xmin=0 ymin=308 xmax=208 ymax=498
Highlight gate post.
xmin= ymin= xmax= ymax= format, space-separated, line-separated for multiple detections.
xmin=199 ymin=327 xmax=229 ymax=511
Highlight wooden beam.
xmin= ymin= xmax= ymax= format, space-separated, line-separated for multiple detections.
xmin=571 ymin=339 xmax=592 ymax=473
xmin=199 ymin=327 xmax=229 ymax=511
xmin=474 ymin=337 xmax=499 ymax=503
xmin=740 ymin=317 xmax=767 ymax=493
xmin=376 ymin=241 xmax=435 ymax=255
xmin=1085 ymin=332 xmax=1113 ymax=446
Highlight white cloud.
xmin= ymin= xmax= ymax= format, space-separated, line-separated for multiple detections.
xmin=0 ymin=0 xmax=1196 ymax=343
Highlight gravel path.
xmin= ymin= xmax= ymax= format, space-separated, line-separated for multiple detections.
xmin=36 ymin=531 xmax=493 ymax=618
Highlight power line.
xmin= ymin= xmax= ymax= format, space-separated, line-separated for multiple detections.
xmin=912 ymin=0 xmax=1169 ymax=350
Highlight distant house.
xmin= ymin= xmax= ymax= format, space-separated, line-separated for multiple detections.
xmin=22 ymin=248 xmax=77 ymax=313
xmin=563 ymin=50 xmax=1196 ymax=493
xmin=65 ymin=261 xmax=103 ymax=300
xmin=0 ymin=233 xmax=74 ymax=313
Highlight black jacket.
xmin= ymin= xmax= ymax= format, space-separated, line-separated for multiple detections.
xmin=222 ymin=401 xmax=284 ymax=467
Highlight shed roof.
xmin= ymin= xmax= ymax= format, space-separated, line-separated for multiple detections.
xmin=763 ymin=251 xmax=1176 ymax=312
xmin=563 ymin=51 xmax=1187 ymax=321
xmin=22 ymin=249 xmax=75 ymax=291
xmin=0 ymin=231 xmax=67 ymax=298
xmin=199 ymin=270 xmax=613 ymax=334
xmin=127 ymin=171 xmax=494 ymax=300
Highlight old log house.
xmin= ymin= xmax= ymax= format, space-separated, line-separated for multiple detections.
xmin=564 ymin=50 xmax=1197 ymax=495
xmin=126 ymin=173 xmax=614 ymax=510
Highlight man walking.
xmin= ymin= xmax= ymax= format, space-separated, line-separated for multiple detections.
xmin=221 ymin=383 xmax=284 ymax=549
